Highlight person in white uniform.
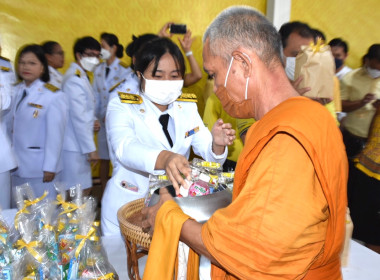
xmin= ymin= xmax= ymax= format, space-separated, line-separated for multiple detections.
xmin=101 ymin=37 xmax=235 ymax=236
xmin=10 ymin=44 xmax=67 ymax=201
xmin=93 ymin=33 xmax=132 ymax=198
xmin=0 ymin=70 xmax=17 ymax=209
xmin=41 ymin=41 xmax=65 ymax=88
xmin=61 ymin=36 xmax=101 ymax=193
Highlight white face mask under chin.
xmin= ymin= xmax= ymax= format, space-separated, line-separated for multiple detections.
xmin=285 ymin=56 xmax=296 ymax=81
xmin=80 ymin=57 xmax=99 ymax=72
xmin=142 ymin=74 xmax=184 ymax=105
xmin=367 ymin=67 xmax=380 ymax=79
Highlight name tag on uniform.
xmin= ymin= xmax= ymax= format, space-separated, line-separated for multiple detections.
xmin=28 ymin=102 xmax=43 ymax=109
xmin=185 ymin=126 xmax=199 ymax=138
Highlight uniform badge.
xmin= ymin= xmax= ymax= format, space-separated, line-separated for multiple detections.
xmin=185 ymin=126 xmax=199 ymax=138
xmin=33 ymin=110 xmax=39 ymax=118
xmin=114 ymin=76 xmax=119 ymax=81
xmin=140 ymin=109 xmax=145 ymax=113
xmin=28 ymin=103 xmax=43 ymax=109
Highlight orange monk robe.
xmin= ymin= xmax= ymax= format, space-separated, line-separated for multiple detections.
xmin=202 ymin=97 xmax=348 ymax=279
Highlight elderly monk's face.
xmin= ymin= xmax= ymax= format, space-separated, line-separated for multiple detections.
xmin=203 ymin=40 xmax=245 ymax=101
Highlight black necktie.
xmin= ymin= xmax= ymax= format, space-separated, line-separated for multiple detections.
xmin=159 ymin=114 xmax=173 ymax=147
xmin=105 ymin=67 xmax=110 ymax=78
xmin=16 ymin=89 xmax=27 ymax=110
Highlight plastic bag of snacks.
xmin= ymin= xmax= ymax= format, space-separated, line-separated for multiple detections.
xmin=0 ymin=211 xmax=14 ymax=279
xmin=145 ymin=174 xmax=171 ymax=206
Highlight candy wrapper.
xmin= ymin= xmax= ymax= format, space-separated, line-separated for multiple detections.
xmin=0 ymin=211 xmax=14 ymax=279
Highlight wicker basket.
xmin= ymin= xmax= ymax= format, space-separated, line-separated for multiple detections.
xmin=117 ymin=198 xmax=152 ymax=280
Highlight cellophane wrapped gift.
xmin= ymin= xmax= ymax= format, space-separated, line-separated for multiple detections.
xmin=0 ymin=210 xmax=15 ymax=279
xmin=294 ymin=39 xmax=335 ymax=99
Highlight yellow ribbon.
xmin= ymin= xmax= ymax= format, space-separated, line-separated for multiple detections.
xmin=23 ymin=271 xmax=35 ymax=280
xmin=93 ymin=221 xmax=100 ymax=227
xmin=56 ymin=194 xmax=84 ymax=217
xmin=309 ymin=37 xmax=324 ymax=54
xmin=74 ymin=227 xmax=99 ymax=258
xmin=0 ymin=235 xmax=6 ymax=244
xmin=16 ymin=239 xmax=43 ymax=263
xmin=42 ymin=224 xmax=54 ymax=231
xmin=14 ymin=191 xmax=48 ymax=230
xmin=97 ymin=273 xmax=114 ymax=279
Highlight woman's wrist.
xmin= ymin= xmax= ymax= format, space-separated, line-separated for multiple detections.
xmin=185 ymin=50 xmax=193 ymax=57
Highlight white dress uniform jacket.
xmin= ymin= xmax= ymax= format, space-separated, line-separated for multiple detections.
xmin=101 ymin=92 xmax=228 ymax=236
xmin=11 ymin=79 xmax=67 ymax=177
xmin=0 ymin=56 xmax=16 ymax=83
xmin=61 ymin=63 xmax=97 ymax=189
xmin=93 ymin=58 xmax=132 ymax=159
xmin=48 ymin=65 xmax=63 ymax=89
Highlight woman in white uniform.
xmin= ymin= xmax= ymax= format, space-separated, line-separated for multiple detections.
xmin=10 ymin=44 xmax=67 ymax=200
xmin=93 ymin=33 xmax=131 ymax=198
xmin=41 ymin=41 xmax=65 ymax=89
xmin=101 ymin=37 xmax=235 ymax=236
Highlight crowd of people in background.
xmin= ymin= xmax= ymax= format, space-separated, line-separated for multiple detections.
xmin=0 ymin=17 xmax=379 ymax=255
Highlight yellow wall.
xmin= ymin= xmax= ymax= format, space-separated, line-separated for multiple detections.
xmin=0 ymin=0 xmax=266 ymax=116
xmin=291 ymin=0 xmax=380 ymax=69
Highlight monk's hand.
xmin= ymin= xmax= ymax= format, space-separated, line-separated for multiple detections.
xmin=141 ymin=187 xmax=174 ymax=233
xmin=156 ymin=151 xmax=191 ymax=195
xmin=43 ymin=171 xmax=55 ymax=182
xmin=292 ymin=76 xmax=311 ymax=95
xmin=211 ymin=119 xmax=235 ymax=155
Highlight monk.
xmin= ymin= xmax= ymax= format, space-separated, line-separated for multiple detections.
xmin=142 ymin=6 xmax=348 ymax=279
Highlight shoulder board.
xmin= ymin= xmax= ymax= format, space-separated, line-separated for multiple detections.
xmin=176 ymin=93 xmax=197 ymax=102
xmin=109 ymin=79 xmax=126 ymax=93
xmin=75 ymin=69 xmax=81 ymax=78
xmin=0 ymin=66 xmax=10 ymax=72
xmin=118 ymin=92 xmax=143 ymax=104
xmin=118 ymin=61 xmax=129 ymax=69
xmin=0 ymin=56 xmax=10 ymax=62
xmin=44 ymin=83 xmax=59 ymax=92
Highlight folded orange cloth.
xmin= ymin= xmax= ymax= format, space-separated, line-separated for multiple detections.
xmin=202 ymin=97 xmax=348 ymax=279
xmin=143 ymin=200 xmax=199 ymax=280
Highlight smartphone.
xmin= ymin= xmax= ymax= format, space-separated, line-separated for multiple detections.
xmin=170 ymin=24 xmax=187 ymax=34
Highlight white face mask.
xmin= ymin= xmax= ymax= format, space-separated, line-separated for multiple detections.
xmin=224 ymin=54 xmax=250 ymax=100
xmin=100 ymin=48 xmax=111 ymax=60
xmin=367 ymin=67 xmax=380 ymax=79
xmin=141 ymin=74 xmax=184 ymax=105
xmin=285 ymin=56 xmax=296 ymax=81
xmin=80 ymin=57 xmax=99 ymax=72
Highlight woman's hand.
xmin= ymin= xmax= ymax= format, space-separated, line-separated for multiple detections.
xmin=94 ymin=120 xmax=101 ymax=132
xmin=156 ymin=150 xmax=191 ymax=195
xmin=211 ymin=119 xmax=236 ymax=155
xmin=178 ymin=30 xmax=193 ymax=53
xmin=43 ymin=171 xmax=55 ymax=182
xmin=158 ymin=22 xmax=174 ymax=38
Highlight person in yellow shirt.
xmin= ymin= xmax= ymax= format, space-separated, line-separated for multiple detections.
xmin=341 ymin=44 xmax=380 ymax=158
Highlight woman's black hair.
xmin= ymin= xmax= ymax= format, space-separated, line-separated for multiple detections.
xmin=17 ymin=44 xmax=50 ymax=83
xmin=73 ymin=36 xmax=101 ymax=60
xmin=101 ymin=32 xmax=123 ymax=58
xmin=125 ymin=33 xmax=158 ymax=70
xmin=134 ymin=37 xmax=185 ymax=91
xmin=41 ymin=41 xmax=59 ymax=55
xmin=366 ymin=44 xmax=380 ymax=61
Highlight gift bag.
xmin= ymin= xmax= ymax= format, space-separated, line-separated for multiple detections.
xmin=294 ymin=39 xmax=335 ymax=99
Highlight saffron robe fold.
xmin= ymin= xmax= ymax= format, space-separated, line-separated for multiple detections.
xmin=202 ymin=97 xmax=348 ymax=279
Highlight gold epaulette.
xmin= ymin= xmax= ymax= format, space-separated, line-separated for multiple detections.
xmin=176 ymin=93 xmax=197 ymax=102
xmin=109 ymin=79 xmax=125 ymax=93
xmin=44 ymin=83 xmax=59 ymax=92
xmin=118 ymin=92 xmax=143 ymax=104
xmin=119 ymin=61 xmax=129 ymax=69
xmin=75 ymin=69 xmax=81 ymax=78
xmin=0 ymin=56 xmax=10 ymax=62
xmin=0 ymin=66 xmax=10 ymax=72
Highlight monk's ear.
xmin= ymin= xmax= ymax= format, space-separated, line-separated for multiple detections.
xmin=232 ymin=50 xmax=252 ymax=78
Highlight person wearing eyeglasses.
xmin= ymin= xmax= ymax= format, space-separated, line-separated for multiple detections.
xmin=93 ymin=33 xmax=131 ymax=199
xmin=61 ymin=36 xmax=101 ymax=195
xmin=41 ymin=41 xmax=65 ymax=88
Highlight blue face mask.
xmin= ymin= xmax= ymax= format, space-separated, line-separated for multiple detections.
xmin=334 ymin=58 xmax=343 ymax=71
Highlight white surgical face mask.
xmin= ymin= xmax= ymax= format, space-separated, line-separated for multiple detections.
xmin=285 ymin=56 xmax=296 ymax=81
xmin=80 ymin=57 xmax=99 ymax=72
xmin=141 ymin=74 xmax=183 ymax=105
xmin=367 ymin=67 xmax=380 ymax=79
xmin=224 ymin=53 xmax=251 ymax=100
xmin=100 ymin=48 xmax=111 ymax=60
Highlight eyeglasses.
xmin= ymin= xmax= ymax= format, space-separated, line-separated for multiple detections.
xmin=83 ymin=51 xmax=101 ymax=59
